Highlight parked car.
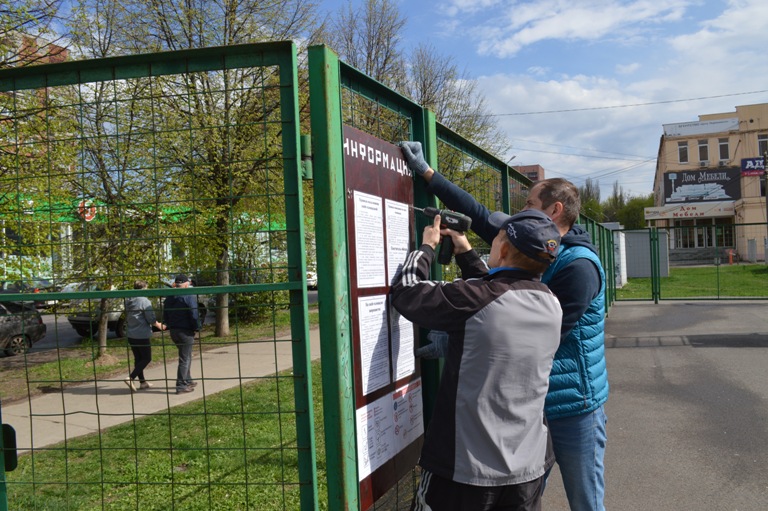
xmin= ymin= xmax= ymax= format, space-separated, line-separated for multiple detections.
xmin=0 ymin=301 xmax=47 ymax=356
xmin=53 ymin=282 xmax=84 ymax=310
xmin=306 ymin=270 xmax=318 ymax=290
xmin=0 ymin=279 xmax=56 ymax=309
xmin=67 ymin=283 xmax=126 ymax=338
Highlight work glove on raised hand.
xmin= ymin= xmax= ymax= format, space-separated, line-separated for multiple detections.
xmin=414 ymin=330 xmax=449 ymax=359
xmin=398 ymin=141 xmax=430 ymax=176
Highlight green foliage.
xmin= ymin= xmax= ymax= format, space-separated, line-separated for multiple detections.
xmin=617 ymin=194 xmax=654 ymax=229
xmin=603 ymin=181 xmax=626 ymax=222
xmin=581 ymin=197 xmax=604 ymax=222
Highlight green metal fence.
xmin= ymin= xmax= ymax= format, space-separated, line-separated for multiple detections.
xmin=1 ymin=41 xmax=617 ymax=511
xmin=0 ymin=42 xmax=317 ymax=510
xmin=615 ymin=223 xmax=768 ymax=302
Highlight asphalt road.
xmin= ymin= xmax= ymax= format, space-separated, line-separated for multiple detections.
xmin=543 ymin=300 xmax=768 ymax=511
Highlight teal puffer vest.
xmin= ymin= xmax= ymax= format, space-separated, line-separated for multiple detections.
xmin=542 ymin=244 xmax=608 ymax=420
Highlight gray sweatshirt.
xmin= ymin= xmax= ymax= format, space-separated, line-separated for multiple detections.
xmin=125 ymin=296 xmax=157 ymax=339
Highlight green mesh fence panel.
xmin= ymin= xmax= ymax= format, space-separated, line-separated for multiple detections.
xmin=615 ymin=222 xmax=768 ymax=301
xmin=0 ymin=42 xmax=318 ymax=510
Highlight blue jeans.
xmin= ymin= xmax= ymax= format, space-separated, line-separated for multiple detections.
xmin=170 ymin=329 xmax=195 ymax=391
xmin=547 ymin=406 xmax=607 ymax=511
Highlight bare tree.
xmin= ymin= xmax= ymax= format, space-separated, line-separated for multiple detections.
xmin=603 ymin=180 xmax=626 ymax=223
xmin=324 ymin=0 xmax=406 ymax=89
xmin=406 ymin=43 xmax=508 ymax=155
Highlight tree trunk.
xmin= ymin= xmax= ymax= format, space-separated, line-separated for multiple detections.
xmin=215 ymin=240 xmax=230 ymax=337
xmin=97 ymin=298 xmax=109 ymax=358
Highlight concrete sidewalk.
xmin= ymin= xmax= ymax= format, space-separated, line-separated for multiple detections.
xmin=2 ymin=329 xmax=321 ymax=451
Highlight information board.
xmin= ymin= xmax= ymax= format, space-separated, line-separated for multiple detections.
xmin=343 ymin=126 xmax=424 ymax=510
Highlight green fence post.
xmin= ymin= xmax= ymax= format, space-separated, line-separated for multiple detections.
xmin=308 ymin=44 xmax=359 ymax=510
xmin=280 ymin=43 xmax=320 ymax=511
xmin=651 ymin=227 xmax=660 ymax=303
xmin=1 ymin=407 xmax=7 ymax=511
xmin=419 ymin=109 xmax=443 ymax=427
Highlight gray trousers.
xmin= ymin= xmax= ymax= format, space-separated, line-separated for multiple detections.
xmin=169 ymin=329 xmax=195 ymax=391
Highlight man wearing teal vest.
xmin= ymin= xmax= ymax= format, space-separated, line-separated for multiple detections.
xmin=401 ymin=141 xmax=608 ymax=511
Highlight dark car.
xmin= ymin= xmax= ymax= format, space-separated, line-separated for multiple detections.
xmin=0 ymin=301 xmax=47 ymax=356
xmin=0 ymin=280 xmax=55 ymax=309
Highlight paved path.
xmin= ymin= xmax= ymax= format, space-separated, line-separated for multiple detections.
xmin=2 ymin=329 xmax=321 ymax=451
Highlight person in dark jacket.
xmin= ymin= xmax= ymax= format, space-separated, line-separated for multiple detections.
xmin=163 ymin=274 xmax=200 ymax=394
xmin=391 ymin=210 xmax=562 ymax=511
xmin=401 ymin=141 xmax=608 ymax=511
xmin=124 ymin=280 xmax=165 ymax=392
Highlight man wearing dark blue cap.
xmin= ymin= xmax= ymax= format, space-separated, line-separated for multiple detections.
xmin=163 ymin=274 xmax=200 ymax=394
xmin=391 ymin=211 xmax=562 ymax=511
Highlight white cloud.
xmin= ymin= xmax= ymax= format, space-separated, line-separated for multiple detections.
xmin=444 ymin=0 xmax=504 ymax=17
xmin=460 ymin=0 xmax=768 ymax=198
xmin=527 ymin=65 xmax=551 ymax=76
xmin=446 ymin=0 xmax=692 ymax=58
xmin=616 ymin=62 xmax=640 ymax=75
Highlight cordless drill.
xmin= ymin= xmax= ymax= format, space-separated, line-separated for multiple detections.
xmin=413 ymin=207 xmax=472 ymax=264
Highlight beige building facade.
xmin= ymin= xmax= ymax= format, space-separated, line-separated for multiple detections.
xmin=648 ymin=103 xmax=768 ymax=263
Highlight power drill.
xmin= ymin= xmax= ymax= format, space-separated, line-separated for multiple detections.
xmin=413 ymin=207 xmax=472 ymax=264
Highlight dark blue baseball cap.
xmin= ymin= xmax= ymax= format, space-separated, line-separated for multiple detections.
xmin=488 ymin=209 xmax=561 ymax=264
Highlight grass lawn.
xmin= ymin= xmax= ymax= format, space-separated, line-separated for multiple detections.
xmin=616 ymin=263 xmax=768 ymax=300
xmin=6 ymin=361 xmax=329 ymax=511
xmin=4 ymin=305 xmax=330 ymax=510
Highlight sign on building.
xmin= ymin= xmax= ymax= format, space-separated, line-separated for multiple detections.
xmin=645 ymin=201 xmax=735 ymax=220
xmin=662 ymin=117 xmax=739 ymax=137
xmin=741 ymin=157 xmax=766 ymax=176
xmin=663 ymin=168 xmax=741 ymax=204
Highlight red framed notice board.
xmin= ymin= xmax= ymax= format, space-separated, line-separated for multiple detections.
xmin=343 ymin=126 xmax=424 ymax=510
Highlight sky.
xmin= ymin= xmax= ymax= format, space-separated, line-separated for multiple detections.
xmin=320 ymin=0 xmax=768 ymax=200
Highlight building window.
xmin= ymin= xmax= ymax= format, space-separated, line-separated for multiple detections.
xmin=714 ymin=218 xmax=734 ymax=248
xmin=698 ymin=139 xmax=709 ymax=163
xmin=678 ymin=142 xmax=688 ymax=163
xmin=759 ymin=134 xmax=768 ymax=158
xmin=718 ymin=138 xmax=729 ymax=161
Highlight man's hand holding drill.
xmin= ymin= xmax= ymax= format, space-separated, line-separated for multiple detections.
xmin=423 ymin=214 xmax=471 ymax=255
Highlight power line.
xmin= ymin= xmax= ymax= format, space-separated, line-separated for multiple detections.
xmin=512 ymin=146 xmax=649 ymax=162
xmin=509 ymin=137 xmax=649 ymax=159
xmin=480 ymin=89 xmax=768 ymax=117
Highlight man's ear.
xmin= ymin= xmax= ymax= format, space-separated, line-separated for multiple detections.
xmin=499 ymin=239 xmax=511 ymax=260
xmin=549 ymin=201 xmax=564 ymax=221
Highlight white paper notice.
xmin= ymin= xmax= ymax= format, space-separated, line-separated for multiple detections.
xmin=354 ymin=191 xmax=386 ymax=288
xmin=356 ymin=393 xmax=396 ymax=481
xmin=390 ymin=305 xmax=415 ymax=381
xmin=392 ymin=379 xmax=424 ymax=454
xmin=359 ymin=295 xmax=391 ymax=395
xmin=385 ymin=199 xmax=410 ymax=285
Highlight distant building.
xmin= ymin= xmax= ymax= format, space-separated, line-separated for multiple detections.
xmin=1 ymin=32 xmax=68 ymax=67
xmin=515 ymin=164 xmax=545 ymax=182
xmin=649 ymin=103 xmax=768 ymax=263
